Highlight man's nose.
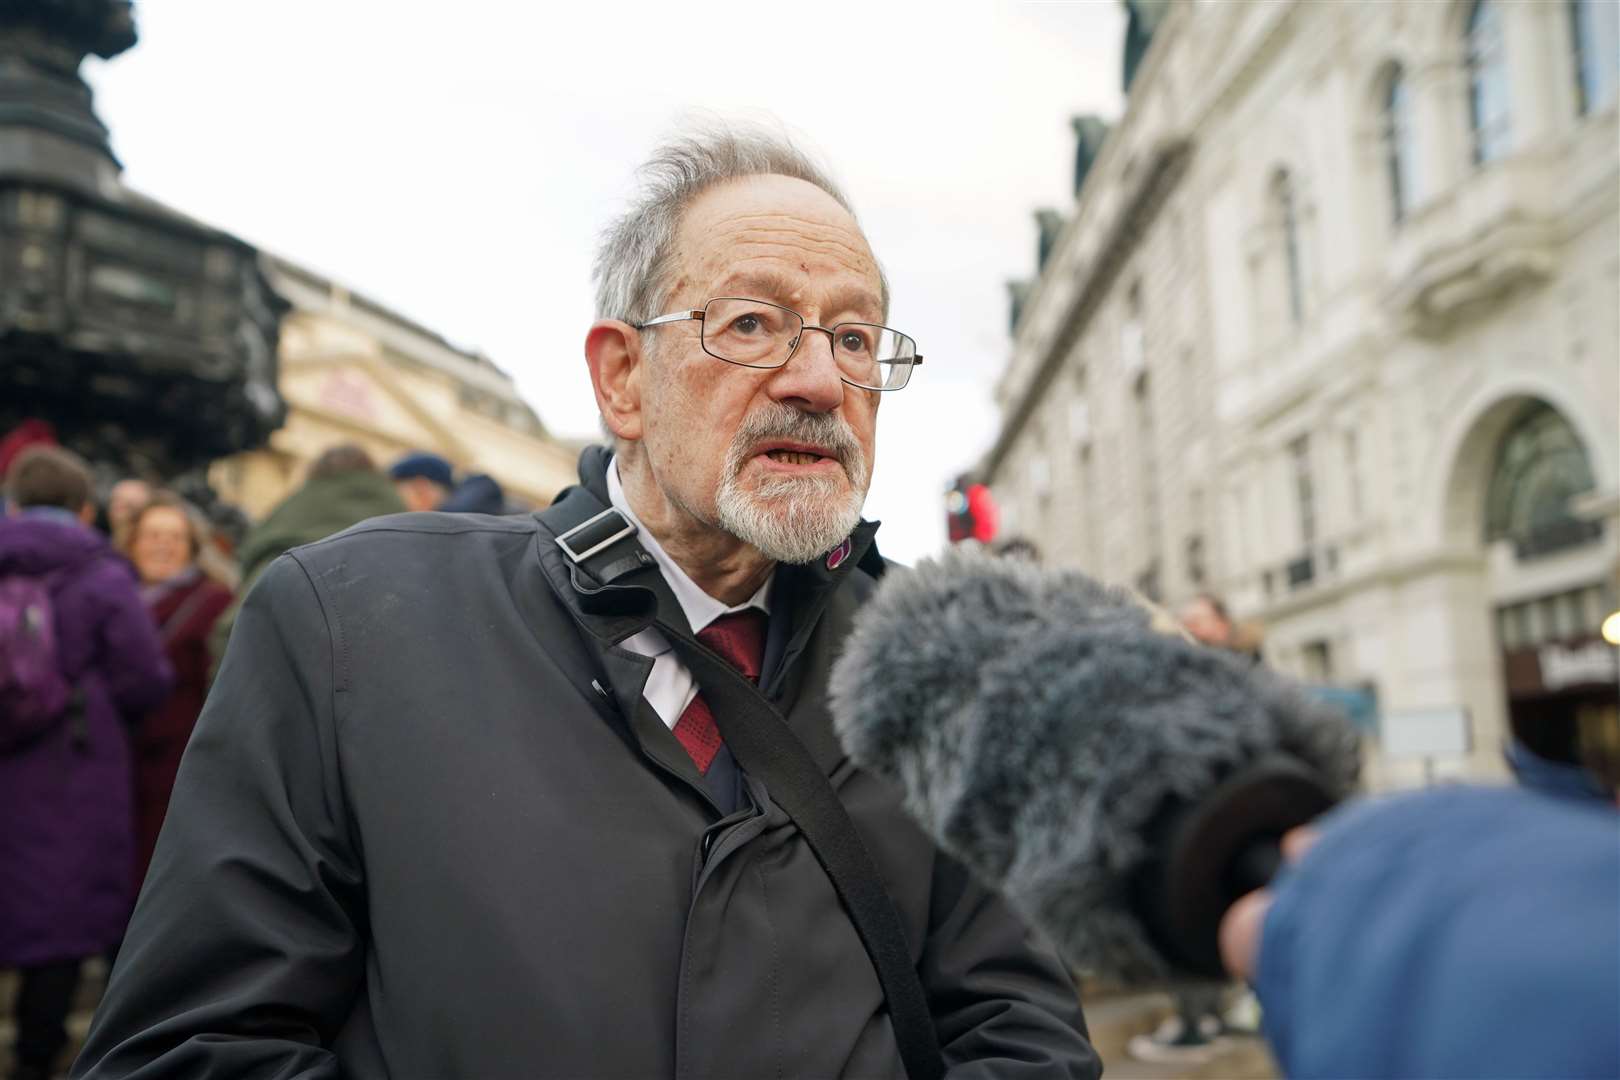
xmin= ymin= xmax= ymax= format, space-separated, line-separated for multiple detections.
xmin=769 ymin=325 xmax=845 ymax=413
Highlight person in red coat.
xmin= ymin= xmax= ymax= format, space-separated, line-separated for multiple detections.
xmin=122 ymin=492 xmax=235 ymax=888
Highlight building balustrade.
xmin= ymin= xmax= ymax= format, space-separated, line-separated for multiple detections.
xmin=1382 ymin=150 xmax=1563 ymax=337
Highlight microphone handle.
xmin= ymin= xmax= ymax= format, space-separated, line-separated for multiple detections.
xmin=1226 ymin=838 xmax=1284 ymax=899
xmin=1141 ymin=756 xmax=1338 ymax=978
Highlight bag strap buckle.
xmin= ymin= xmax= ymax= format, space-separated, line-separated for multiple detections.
xmin=554 ymin=507 xmax=637 ymax=565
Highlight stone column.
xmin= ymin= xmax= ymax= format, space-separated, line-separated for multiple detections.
xmin=1412 ymin=50 xmax=1466 ymax=210
xmin=1506 ymin=0 xmax=1576 ymax=152
xmin=1376 ymin=553 xmax=1510 ymax=786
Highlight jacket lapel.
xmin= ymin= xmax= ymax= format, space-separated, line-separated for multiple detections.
xmin=530 ymin=466 xmax=728 ymax=798
xmin=530 ymin=448 xmax=883 ymax=787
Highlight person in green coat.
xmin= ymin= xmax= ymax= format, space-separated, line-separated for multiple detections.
xmin=209 ymin=444 xmax=405 ymax=674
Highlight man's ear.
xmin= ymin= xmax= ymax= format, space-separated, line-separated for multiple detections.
xmin=585 ymin=319 xmax=645 ymax=444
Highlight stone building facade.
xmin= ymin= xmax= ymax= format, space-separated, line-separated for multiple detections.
xmin=208 ymin=255 xmax=580 ymax=520
xmin=984 ymin=0 xmax=1619 ymax=783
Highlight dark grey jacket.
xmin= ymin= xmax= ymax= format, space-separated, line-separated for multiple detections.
xmin=75 ymin=453 xmax=1099 ymax=1080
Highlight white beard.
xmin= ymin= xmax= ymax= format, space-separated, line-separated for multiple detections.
xmin=712 ymin=401 xmax=872 ymax=564
xmin=716 ymin=465 xmax=867 ymax=565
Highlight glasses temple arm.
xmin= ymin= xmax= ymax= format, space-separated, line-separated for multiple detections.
xmin=634 ymin=310 xmax=707 ymax=330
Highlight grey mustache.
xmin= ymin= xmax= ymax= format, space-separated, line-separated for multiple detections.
xmin=733 ymin=407 xmax=862 ymax=472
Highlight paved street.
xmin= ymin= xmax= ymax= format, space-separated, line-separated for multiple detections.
xmin=1082 ymin=988 xmax=1277 ymax=1080
xmin=0 ymin=963 xmax=103 ymax=1078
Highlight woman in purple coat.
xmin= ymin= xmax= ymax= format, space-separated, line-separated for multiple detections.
xmin=0 ymin=447 xmax=172 ymax=1080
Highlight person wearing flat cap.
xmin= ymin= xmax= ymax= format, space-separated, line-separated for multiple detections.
xmin=391 ymin=450 xmax=508 ymax=516
xmin=388 ymin=451 xmax=455 ymax=511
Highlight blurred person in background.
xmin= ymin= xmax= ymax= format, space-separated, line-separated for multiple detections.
xmin=437 ymin=469 xmax=506 ymax=514
xmin=103 ymin=479 xmax=151 ymax=552
xmin=0 ymin=421 xmax=57 ymax=516
xmin=1180 ymin=592 xmax=1264 ymax=662
xmin=1179 ymin=592 xmax=1233 ymax=649
xmin=0 ymin=446 xmax=171 ymax=1080
xmin=121 ymin=492 xmax=235 ymax=889
xmin=1126 ymin=591 xmax=1267 ymax=1065
xmin=389 ymin=450 xmax=508 ymax=515
xmin=207 ymin=443 xmax=404 ymax=670
xmin=387 ymin=450 xmax=452 ymax=511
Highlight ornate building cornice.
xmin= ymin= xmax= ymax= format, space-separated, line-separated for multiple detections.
xmin=983 ymin=137 xmax=1193 ymax=482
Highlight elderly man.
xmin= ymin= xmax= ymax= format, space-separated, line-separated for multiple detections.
xmin=75 ymin=128 xmax=1099 ymax=1079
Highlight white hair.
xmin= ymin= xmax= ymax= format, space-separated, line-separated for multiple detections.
xmin=593 ymin=120 xmax=890 ymax=327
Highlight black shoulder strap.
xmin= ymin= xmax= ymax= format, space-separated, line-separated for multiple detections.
xmin=668 ymin=635 xmax=946 ymax=1080
xmin=534 ymin=493 xmax=945 ymax=1080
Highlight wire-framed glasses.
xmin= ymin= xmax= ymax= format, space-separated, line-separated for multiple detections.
xmin=637 ymin=297 xmax=922 ymax=392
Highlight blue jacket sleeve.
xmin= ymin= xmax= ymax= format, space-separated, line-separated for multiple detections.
xmin=1255 ymin=785 xmax=1620 ymax=1080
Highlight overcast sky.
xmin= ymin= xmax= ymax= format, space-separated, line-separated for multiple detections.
xmin=86 ymin=1 xmax=1125 ymax=563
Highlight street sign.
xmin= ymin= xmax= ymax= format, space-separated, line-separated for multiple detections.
xmin=1382 ymin=706 xmax=1472 ymax=759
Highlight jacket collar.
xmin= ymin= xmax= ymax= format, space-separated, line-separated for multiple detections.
xmin=535 ymin=445 xmax=882 ymax=672
xmin=605 ymin=454 xmax=772 ymax=632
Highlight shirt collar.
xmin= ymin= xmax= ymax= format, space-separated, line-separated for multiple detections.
xmin=606 ymin=455 xmax=771 ymax=633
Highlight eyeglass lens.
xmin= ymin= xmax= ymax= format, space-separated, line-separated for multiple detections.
xmin=700 ymin=298 xmax=916 ymax=390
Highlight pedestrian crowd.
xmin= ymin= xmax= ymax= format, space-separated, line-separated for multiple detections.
xmin=0 ymin=429 xmax=497 ymax=1080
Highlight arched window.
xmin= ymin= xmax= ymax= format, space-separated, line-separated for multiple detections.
xmin=1381 ymin=64 xmax=1419 ymax=222
xmin=1570 ymin=0 xmax=1620 ymax=115
xmin=1271 ymin=170 xmax=1304 ymax=325
xmin=1466 ymin=0 xmax=1513 ymax=165
xmin=1485 ymin=401 xmax=1601 ymax=558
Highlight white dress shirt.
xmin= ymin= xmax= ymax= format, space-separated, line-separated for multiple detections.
xmin=606 ymin=457 xmax=772 ymax=730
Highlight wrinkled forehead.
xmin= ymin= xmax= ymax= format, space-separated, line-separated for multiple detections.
xmin=672 ymin=176 xmax=885 ymax=318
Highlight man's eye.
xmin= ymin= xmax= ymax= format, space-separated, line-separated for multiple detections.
xmin=839 ymin=331 xmax=870 ymax=353
xmin=732 ymin=314 xmax=764 ymax=334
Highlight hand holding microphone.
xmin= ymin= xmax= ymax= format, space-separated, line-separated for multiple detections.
xmin=1216 ymin=825 xmax=1317 ymax=980
xmin=830 ymin=550 xmax=1620 ymax=1079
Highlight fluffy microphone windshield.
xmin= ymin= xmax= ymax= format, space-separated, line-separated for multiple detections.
xmin=828 ymin=549 xmax=1360 ymax=983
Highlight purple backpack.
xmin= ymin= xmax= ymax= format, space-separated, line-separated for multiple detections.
xmin=0 ymin=570 xmax=72 ymax=751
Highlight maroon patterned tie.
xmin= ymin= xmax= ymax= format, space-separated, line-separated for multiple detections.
xmin=672 ymin=609 xmax=768 ymax=774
